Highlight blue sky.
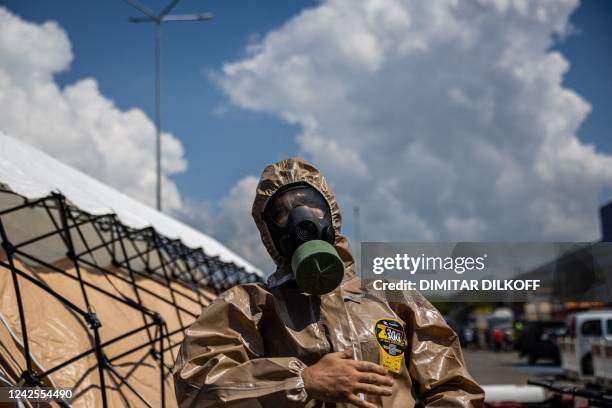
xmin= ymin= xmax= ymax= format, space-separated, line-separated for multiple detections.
xmin=1 ymin=0 xmax=611 ymax=271
xmin=557 ymin=0 xmax=612 ymax=154
xmin=1 ymin=0 xmax=315 ymax=202
xmin=4 ymin=0 xmax=610 ymax=203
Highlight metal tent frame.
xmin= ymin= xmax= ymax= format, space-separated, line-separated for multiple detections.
xmin=0 ymin=188 xmax=262 ymax=407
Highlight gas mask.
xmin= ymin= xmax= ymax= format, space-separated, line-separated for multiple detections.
xmin=264 ymin=184 xmax=344 ymax=295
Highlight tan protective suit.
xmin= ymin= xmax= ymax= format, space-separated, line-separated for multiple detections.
xmin=173 ymin=157 xmax=484 ymax=407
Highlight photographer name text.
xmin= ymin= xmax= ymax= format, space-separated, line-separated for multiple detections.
xmin=373 ymin=279 xmax=541 ymax=291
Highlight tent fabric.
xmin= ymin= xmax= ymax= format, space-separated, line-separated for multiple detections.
xmin=0 ymin=249 xmax=207 ymax=407
xmin=0 ymin=186 xmax=218 ymax=406
xmin=0 ymin=131 xmax=261 ymax=407
xmin=0 ymin=132 xmax=262 ymax=277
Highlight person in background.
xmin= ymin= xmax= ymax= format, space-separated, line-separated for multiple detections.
xmin=493 ymin=328 xmax=504 ymax=352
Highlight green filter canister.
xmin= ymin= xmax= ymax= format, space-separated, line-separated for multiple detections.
xmin=291 ymin=240 xmax=345 ymax=295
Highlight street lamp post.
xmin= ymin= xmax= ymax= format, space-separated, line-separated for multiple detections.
xmin=125 ymin=0 xmax=212 ymax=212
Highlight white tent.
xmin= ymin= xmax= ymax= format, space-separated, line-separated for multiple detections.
xmin=0 ymin=131 xmax=262 ymax=277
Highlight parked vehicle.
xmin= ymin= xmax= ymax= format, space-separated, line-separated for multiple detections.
xmin=560 ymin=310 xmax=612 ymax=379
xmin=591 ymin=338 xmax=612 ymax=388
xmin=515 ymin=320 xmax=565 ymax=365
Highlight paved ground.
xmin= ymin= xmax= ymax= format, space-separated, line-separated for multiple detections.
xmin=463 ymin=350 xmax=563 ymax=385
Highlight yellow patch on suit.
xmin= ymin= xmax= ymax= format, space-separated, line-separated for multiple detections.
xmin=373 ymin=318 xmax=407 ymax=374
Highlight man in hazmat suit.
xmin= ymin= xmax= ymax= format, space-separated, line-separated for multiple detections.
xmin=173 ymin=157 xmax=484 ymax=407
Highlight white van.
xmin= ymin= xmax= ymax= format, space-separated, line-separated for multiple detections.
xmin=592 ymin=338 xmax=612 ymax=387
xmin=560 ymin=310 xmax=612 ymax=380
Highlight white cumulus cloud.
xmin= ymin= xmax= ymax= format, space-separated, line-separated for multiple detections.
xmin=0 ymin=7 xmax=186 ymax=211
xmin=211 ymin=0 xmax=612 ymax=269
xmin=178 ymin=176 xmax=276 ymax=272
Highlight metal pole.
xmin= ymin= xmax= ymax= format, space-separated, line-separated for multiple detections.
xmin=155 ymin=22 xmax=162 ymax=212
xmin=353 ymin=205 xmax=360 ymax=273
xmin=125 ymin=0 xmax=212 ymax=212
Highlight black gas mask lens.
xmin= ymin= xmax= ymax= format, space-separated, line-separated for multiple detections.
xmin=264 ymin=184 xmax=335 ymax=258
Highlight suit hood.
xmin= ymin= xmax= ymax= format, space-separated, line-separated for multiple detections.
xmin=251 ymin=157 xmax=356 ymax=280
